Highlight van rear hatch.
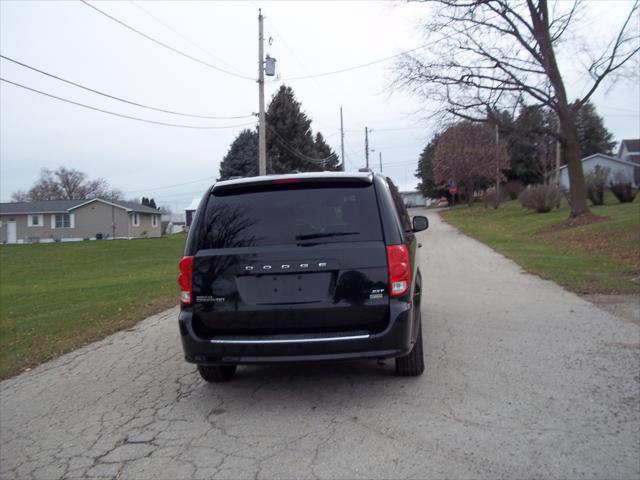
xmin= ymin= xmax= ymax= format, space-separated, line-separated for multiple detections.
xmin=190 ymin=178 xmax=389 ymax=338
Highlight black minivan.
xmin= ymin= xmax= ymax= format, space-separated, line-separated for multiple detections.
xmin=178 ymin=172 xmax=428 ymax=382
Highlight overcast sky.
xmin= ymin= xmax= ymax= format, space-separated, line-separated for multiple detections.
xmin=1 ymin=0 xmax=638 ymax=210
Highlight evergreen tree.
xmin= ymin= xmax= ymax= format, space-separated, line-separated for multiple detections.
xmin=218 ymin=129 xmax=258 ymax=180
xmin=574 ymin=100 xmax=616 ymax=157
xmin=504 ymin=105 xmax=550 ymax=185
xmin=265 ymin=85 xmax=322 ymax=173
xmin=313 ymin=132 xmax=340 ymax=171
xmin=415 ymin=133 xmax=440 ymax=197
xmin=502 ymin=101 xmax=614 ymax=184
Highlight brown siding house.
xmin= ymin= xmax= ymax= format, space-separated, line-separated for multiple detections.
xmin=0 ymin=199 xmax=162 ymax=244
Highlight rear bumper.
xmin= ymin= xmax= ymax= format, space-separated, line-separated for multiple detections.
xmin=178 ymin=302 xmax=415 ymax=365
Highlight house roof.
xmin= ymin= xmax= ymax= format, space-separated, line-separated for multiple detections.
xmin=0 ymin=198 xmax=160 ymax=215
xmin=185 ymin=198 xmax=200 ymax=212
xmin=626 ymin=154 xmax=640 ymax=165
xmin=0 ymin=199 xmax=82 ymax=214
xmin=558 ymin=153 xmax=640 ymax=171
xmin=620 ymin=139 xmax=640 ymax=153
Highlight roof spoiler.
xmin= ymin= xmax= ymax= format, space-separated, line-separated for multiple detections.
xmin=212 ymin=173 xmax=373 ymax=194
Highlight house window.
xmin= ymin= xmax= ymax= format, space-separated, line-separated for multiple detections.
xmin=151 ymin=215 xmax=158 ymax=227
xmin=28 ymin=215 xmax=43 ymax=227
xmin=132 ymin=213 xmax=140 ymax=227
xmin=55 ymin=214 xmax=71 ymax=228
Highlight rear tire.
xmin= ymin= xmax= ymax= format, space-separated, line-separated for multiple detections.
xmin=395 ymin=314 xmax=425 ymax=377
xmin=197 ymin=364 xmax=237 ymax=383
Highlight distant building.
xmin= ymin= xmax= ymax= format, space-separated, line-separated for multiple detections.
xmin=185 ymin=198 xmax=200 ymax=228
xmin=399 ymin=190 xmax=427 ymax=208
xmin=558 ymin=153 xmax=639 ymax=189
xmin=0 ymin=198 xmax=161 ymax=244
xmin=618 ymin=139 xmax=640 ymax=184
xmin=161 ymin=213 xmax=186 ymax=235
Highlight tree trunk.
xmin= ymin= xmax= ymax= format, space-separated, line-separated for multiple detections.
xmin=561 ymin=115 xmax=590 ymax=217
xmin=466 ymin=179 xmax=474 ymax=206
xmin=528 ymin=1 xmax=590 ymax=218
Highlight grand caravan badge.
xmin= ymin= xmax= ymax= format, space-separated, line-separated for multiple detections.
xmin=195 ymin=296 xmax=225 ymax=303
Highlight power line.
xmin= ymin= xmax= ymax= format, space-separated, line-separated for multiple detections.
xmin=128 ymin=0 xmax=251 ymax=78
xmin=345 ymin=125 xmax=426 ymax=133
xmin=281 ymin=44 xmax=428 ymax=81
xmin=260 ymin=19 xmax=345 ymax=165
xmin=80 ymin=0 xmax=255 ymax=81
xmin=267 ymin=124 xmax=337 ymax=165
xmin=600 ymin=105 xmax=638 ymax=113
xmin=265 ymin=17 xmax=336 ymax=99
xmin=122 ymin=177 xmax=217 ymax=194
xmin=0 ymin=77 xmax=257 ymax=130
xmin=0 ymin=55 xmax=254 ymax=120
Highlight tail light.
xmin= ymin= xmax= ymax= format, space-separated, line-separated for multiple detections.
xmin=387 ymin=245 xmax=410 ymax=296
xmin=178 ymin=256 xmax=194 ymax=304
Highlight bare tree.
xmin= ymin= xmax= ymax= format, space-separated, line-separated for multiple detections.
xmin=433 ymin=121 xmax=510 ymax=205
xmin=27 ymin=169 xmax=64 ymax=200
xmin=10 ymin=190 xmax=30 ymax=202
xmin=395 ymin=0 xmax=639 ymax=218
xmin=55 ymin=167 xmax=86 ymax=199
xmin=13 ymin=167 xmax=123 ymax=201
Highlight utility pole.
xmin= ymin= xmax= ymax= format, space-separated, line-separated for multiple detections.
xmin=554 ymin=119 xmax=561 ymax=185
xmin=340 ymin=106 xmax=345 ymax=171
xmin=379 ymin=151 xmax=383 ymax=173
xmin=365 ymin=127 xmax=370 ymax=169
xmin=258 ymin=9 xmax=266 ymax=176
xmin=495 ymin=123 xmax=500 ymax=206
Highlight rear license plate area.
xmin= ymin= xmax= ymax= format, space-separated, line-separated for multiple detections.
xmin=236 ymin=272 xmax=332 ymax=304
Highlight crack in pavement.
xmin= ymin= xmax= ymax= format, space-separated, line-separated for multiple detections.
xmin=1 ymin=211 xmax=638 ymax=479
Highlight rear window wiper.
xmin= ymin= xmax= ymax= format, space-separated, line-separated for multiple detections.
xmin=295 ymin=231 xmax=360 ymax=241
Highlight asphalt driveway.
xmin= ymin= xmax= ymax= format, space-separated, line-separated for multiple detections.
xmin=1 ymin=210 xmax=638 ymax=479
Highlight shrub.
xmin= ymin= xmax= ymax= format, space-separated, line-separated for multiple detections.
xmin=504 ymin=180 xmax=525 ymax=200
xmin=483 ymin=189 xmax=499 ymax=209
xmin=585 ymin=165 xmax=610 ymax=206
xmin=483 ymin=186 xmax=509 ymax=209
xmin=518 ymin=184 xmax=563 ymax=213
xmin=609 ymin=172 xmax=638 ymax=203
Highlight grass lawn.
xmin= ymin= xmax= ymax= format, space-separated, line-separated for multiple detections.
xmin=441 ymin=197 xmax=640 ymax=295
xmin=0 ymin=234 xmax=186 ymax=379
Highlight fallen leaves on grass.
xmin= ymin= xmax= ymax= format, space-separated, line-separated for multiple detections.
xmin=536 ymin=213 xmax=609 ymax=234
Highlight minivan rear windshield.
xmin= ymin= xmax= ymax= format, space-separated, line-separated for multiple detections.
xmin=198 ymin=184 xmax=382 ymax=249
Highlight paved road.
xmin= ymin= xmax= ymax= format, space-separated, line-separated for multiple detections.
xmin=1 ymin=211 xmax=638 ymax=480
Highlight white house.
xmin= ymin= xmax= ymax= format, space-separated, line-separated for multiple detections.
xmin=399 ymin=190 xmax=428 ymax=208
xmin=558 ymin=153 xmax=639 ymax=189
xmin=161 ymin=213 xmax=186 ymax=234
xmin=618 ymin=139 xmax=640 ymax=184
xmin=185 ymin=198 xmax=201 ymax=228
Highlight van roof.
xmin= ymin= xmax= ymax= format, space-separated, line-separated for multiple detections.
xmin=212 ymin=171 xmax=374 ymax=193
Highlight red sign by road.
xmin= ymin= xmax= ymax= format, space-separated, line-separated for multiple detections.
xmin=449 ymin=186 xmax=458 ymax=194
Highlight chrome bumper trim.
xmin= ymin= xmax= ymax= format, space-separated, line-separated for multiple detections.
xmin=209 ymin=334 xmax=370 ymax=344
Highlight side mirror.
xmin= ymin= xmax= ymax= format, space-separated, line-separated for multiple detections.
xmin=412 ymin=215 xmax=428 ymax=232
